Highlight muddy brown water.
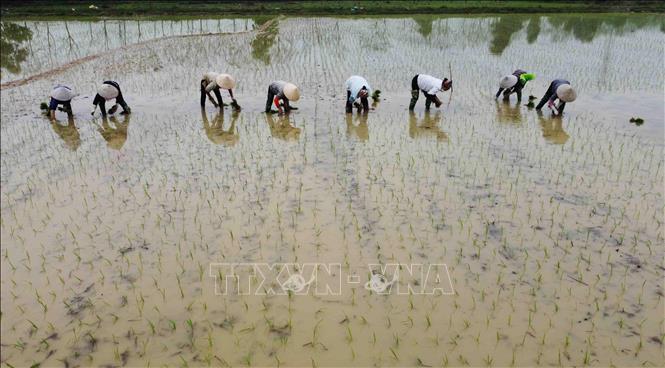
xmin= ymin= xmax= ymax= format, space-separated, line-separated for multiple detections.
xmin=1 ymin=15 xmax=664 ymax=367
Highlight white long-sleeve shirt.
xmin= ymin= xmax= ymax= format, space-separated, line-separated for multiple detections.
xmin=345 ymin=76 xmax=371 ymax=103
xmin=417 ymin=74 xmax=443 ymax=95
xmin=202 ymin=72 xmax=220 ymax=92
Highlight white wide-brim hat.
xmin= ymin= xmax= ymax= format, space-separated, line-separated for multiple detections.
xmin=283 ymin=83 xmax=300 ymax=101
xmin=499 ymin=75 xmax=518 ymax=89
xmin=556 ymin=84 xmax=577 ymax=102
xmin=97 ymin=83 xmax=119 ymax=100
xmin=50 ymin=85 xmax=75 ymax=101
xmin=215 ymin=74 xmax=236 ymax=90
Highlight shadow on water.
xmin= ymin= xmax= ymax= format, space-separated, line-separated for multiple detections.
xmin=490 ymin=14 xmax=664 ymax=55
xmin=495 ymin=100 xmax=523 ymax=125
xmin=201 ymin=109 xmax=239 ymax=146
xmin=265 ymin=113 xmax=300 ymax=141
xmin=537 ymin=112 xmax=569 ymax=145
xmin=50 ymin=115 xmax=80 ymax=151
xmin=345 ymin=113 xmax=369 ymax=142
xmin=95 ymin=114 xmax=130 ymax=150
xmin=408 ymin=110 xmax=448 ymax=141
xmin=251 ymin=16 xmax=279 ymax=64
xmin=0 ymin=22 xmax=33 ymax=75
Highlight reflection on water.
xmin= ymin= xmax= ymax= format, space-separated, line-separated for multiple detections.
xmin=412 ymin=15 xmax=435 ymax=38
xmin=345 ymin=113 xmax=369 ymax=141
xmin=490 ymin=14 xmax=663 ymax=55
xmin=251 ymin=16 xmax=279 ymax=64
xmin=538 ymin=112 xmax=569 ymax=145
xmin=3 ymin=14 xmax=662 ymax=85
xmin=490 ymin=16 xmax=527 ymax=55
xmin=0 ymin=18 xmax=254 ymax=83
xmin=525 ymin=16 xmax=541 ymax=43
xmin=0 ymin=22 xmax=32 ymax=75
xmin=95 ymin=114 xmax=130 ymax=150
xmin=265 ymin=113 xmax=300 ymax=141
xmin=50 ymin=115 xmax=80 ymax=151
xmin=0 ymin=14 xmax=663 ymax=368
xmin=408 ymin=110 xmax=448 ymax=141
xmin=495 ymin=100 xmax=523 ymax=125
xmin=201 ymin=109 xmax=239 ymax=146
xmin=548 ymin=14 xmax=664 ymax=42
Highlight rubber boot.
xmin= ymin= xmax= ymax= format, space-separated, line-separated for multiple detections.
xmin=425 ymin=98 xmax=432 ymax=111
xmin=408 ymin=90 xmax=419 ymax=110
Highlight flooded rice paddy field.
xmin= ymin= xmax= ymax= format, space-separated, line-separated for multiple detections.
xmin=1 ymin=15 xmax=664 ymax=367
xmin=0 ymin=18 xmax=258 ymax=83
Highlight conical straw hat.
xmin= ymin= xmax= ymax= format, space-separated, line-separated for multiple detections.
xmin=50 ymin=85 xmax=75 ymax=101
xmin=215 ymin=74 xmax=236 ymax=90
xmin=97 ymin=83 xmax=119 ymax=100
xmin=283 ymin=83 xmax=300 ymax=101
xmin=556 ymin=84 xmax=577 ymax=102
xmin=499 ymin=75 xmax=518 ymax=89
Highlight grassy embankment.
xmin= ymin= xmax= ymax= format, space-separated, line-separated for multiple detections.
xmin=1 ymin=1 xmax=664 ymax=19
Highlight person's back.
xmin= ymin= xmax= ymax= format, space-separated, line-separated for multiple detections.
xmin=92 ymin=81 xmax=131 ymax=116
xmin=269 ymin=81 xmax=287 ymax=97
xmin=266 ymin=81 xmax=299 ymax=113
xmin=202 ymin=72 xmax=220 ymax=89
xmin=535 ymin=79 xmax=575 ymax=114
xmin=495 ymin=70 xmax=534 ymax=101
xmin=551 ymin=79 xmax=570 ymax=90
xmin=417 ymin=74 xmax=443 ymax=95
xmin=346 ymin=76 xmax=371 ymax=96
xmin=345 ymin=76 xmax=371 ymax=113
xmin=409 ymin=74 xmax=451 ymax=110
xmin=48 ymin=84 xmax=75 ymax=120
xmin=51 ymin=84 xmax=73 ymax=101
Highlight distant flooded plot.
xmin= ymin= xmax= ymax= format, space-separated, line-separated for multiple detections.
xmin=0 ymin=18 xmax=257 ymax=83
xmin=1 ymin=14 xmax=663 ymax=368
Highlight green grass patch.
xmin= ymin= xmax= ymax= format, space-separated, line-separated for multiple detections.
xmin=2 ymin=1 xmax=664 ymax=19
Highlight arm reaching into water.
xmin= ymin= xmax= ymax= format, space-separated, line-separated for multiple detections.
xmin=535 ymin=82 xmax=556 ymax=110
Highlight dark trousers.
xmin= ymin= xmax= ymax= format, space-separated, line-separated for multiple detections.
xmin=346 ymin=90 xmax=369 ymax=113
xmin=93 ymin=81 xmax=131 ymax=116
xmin=49 ymin=98 xmax=72 ymax=112
xmin=265 ymin=89 xmax=291 ymax=113
xmin=201 ymin=80 xmax=224 ymax=107
xmin=93 ymin=94 xmax=130 ymax=116
xmin=409 ymin=74 xmax=436 ymax=110
xmin=495 ymin=84 xmax=523 ymax=100
xmin=536 ymin=81 xmax=566 ymax=113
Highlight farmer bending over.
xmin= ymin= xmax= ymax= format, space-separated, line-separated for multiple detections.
xmin=495 ymin=69 xmax=535 ymax=101
xmin=92 ymin=81 xmax=131 ymax=116
xmin=48 ymin=84 xmax=75 ymax=120
xmin=265 ymin=81 xmax=300 ymax=114
xmin=345 ymin=75 xmax=371 ymax=114
xmin=535 ymin=79 xmax=576 ymax=115
xmin=409 ymin=74 xmax=452 ymax=111
xmin=200 ymin=72 xmax=240 ymax=110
